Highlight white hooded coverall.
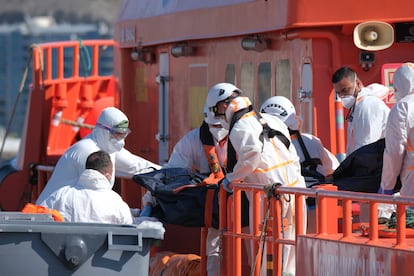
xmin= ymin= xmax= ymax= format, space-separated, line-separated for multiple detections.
xmin=43 ymin=169 xmax=134 ymax=224
xmin=36 ymin=107 xmax=160 ymax=205
xmin=223 ymin=96 xmax=306 ymax=275
xmin=346 ymin=83 xmax=390 ymax=155
xmin=291 ymin=132 xmax=339 ymax=177
xmin=165 ymin=128 xmax=227 ymax=175
xmin=163 ymin=126 xmax=227 ymax=276
xmin=381 ymin=63 xmax=414 ymax=197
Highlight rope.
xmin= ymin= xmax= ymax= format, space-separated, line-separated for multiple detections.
xmin=250 ymin=183 xmax=283 ymax=276
xmin=250 ymin=192 xmax=272 ymax=275
xmin=78 ymin=38 xmax=91 ymax=77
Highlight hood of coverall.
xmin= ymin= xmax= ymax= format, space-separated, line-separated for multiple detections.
xmin=392 ymin=63 xmax=414 ymax=101
xmin=92 ymin=107 xmax=129 ymax=154
xmin=220 ymin=96 xmax=252 ymax=130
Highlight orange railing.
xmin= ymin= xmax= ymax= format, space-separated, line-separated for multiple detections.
xmin=220 ymin=182 xmax=414 ymax=276
xmin=31 ymin=40 xmax=119 ymax=156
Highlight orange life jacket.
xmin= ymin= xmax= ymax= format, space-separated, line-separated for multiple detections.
xmin=21 ymin=203 xmax=65 ymax=222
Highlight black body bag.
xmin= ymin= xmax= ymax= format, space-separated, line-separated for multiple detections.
xmin=333 ymin=138 xmax=400 ymax=193
xmin=133 ymin=168 xmax=220 ymax=228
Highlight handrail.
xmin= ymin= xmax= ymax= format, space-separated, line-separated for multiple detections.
xmin=31 ymin=39 xmax=117 ymax=86
xmin=221 ymin=181 xmax=414 ymax=276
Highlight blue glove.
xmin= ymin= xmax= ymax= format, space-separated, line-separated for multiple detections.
xmin=378 ymin=187 xmax=394 ymax=195
xmin=220 ymin=177 xmax=233 ymax=193
xmin=140 ymin=205 xmax=153 ymax=217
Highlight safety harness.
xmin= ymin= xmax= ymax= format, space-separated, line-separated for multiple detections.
xmin=225 ymin=106 xmax=293 ymax=275
xmin=289 ymin=129 xmax=325 ymax=201
xmin=200 ymin=121 xmax=225 ymax=179
xmin=199 ymin=121 xmax=225 ymax=228
xmin=289 ymin=129 xmax=323 ymax=171
xmin=227 ymin=106 xmax=290 ymax=171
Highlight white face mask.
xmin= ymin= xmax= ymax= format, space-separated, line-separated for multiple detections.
xmin=340 ymin=75 xmax=358 ymax=109
xmin=218 ymin=118 xmax=230 ymax=130
xmin=109 ymin=138 xmax=125 ymax=152
xmin=341 ymin=95 xmax=356 ymax=109
xmin=209 ymin=127 xmax=229 ymax=141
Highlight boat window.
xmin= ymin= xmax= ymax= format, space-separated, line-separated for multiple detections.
xmin=189 ymin=64 xmax=208 ymax=129
xmin=240 ymin=62 xmax=254 ymax=105
xmin=258 ymin=62 xmax=271 ymax=108
xmin=275 ymin=59 xmax=291 ymax=99
xmin=225 ymin=64 xmax=235 ymax=84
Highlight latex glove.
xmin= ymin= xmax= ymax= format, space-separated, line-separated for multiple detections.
xmin=378 ymin=187 xmax=394 ymax=195
xmin=140 ymin=205 xmax=153 ymax=217
xmin=220 ymin=177 xmax=232 ymax=193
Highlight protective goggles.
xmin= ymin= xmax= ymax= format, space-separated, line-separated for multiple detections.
xmin=96 ymin=123 xmax=131 ymax=140
xmin=210 ymin=95 xmax=239 ymax=116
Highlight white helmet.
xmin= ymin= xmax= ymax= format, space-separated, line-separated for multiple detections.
xmin=393 ymin=62 xmax=414 ymax=101
xmin=205 ymin=83 xmax=242 ymax=116
xmin=260 ymin=96 xmax=296 ymax=120
xmin=260 ymin=96 xmax=300 ymax=130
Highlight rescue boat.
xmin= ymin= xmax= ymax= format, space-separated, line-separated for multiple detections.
xmin=1 ymin=0 xmax=414 ymax=275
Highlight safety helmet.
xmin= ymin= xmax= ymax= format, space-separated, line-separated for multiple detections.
xmin=393 ymin=62 xmax=414 ymax=100
xmin=260 ymin=96 xmax=302 ymax=130
xmin=260 ymin=96 xmax=296 ymax=121
xmin=205 ymin=83 xmax=242 ymax=116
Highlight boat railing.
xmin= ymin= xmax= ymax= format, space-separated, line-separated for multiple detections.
xmin=31 ymin=39 xmax=118 ymax=85
xmin=219 ymin=181 xmax=414 ymax=276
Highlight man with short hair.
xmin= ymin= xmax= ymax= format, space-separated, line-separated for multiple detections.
xmin=332 ymin=66 xmax=390 ymax=155
xmin=43 ymin=150 xmax=134 ymax=224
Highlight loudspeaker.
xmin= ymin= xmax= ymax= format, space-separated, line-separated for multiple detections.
xmin=353 ymin=21 xmax=394 ymax=51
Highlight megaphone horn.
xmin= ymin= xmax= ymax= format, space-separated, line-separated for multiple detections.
xmin=353 ymin=21 xmax=394 ymax=51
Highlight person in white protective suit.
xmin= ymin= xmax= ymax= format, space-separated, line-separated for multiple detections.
xmin=141 ymin=84 xmax=236 ymax=276
xmin=380 ymin=63 xmax=414 ymax=197
xmin=332 ymin=66 xmax=390 ymax=155
xmin=260 ymin=96 xmax=339 ymax=178
xmin=167 ymin=107 xmax=229 ymax=276
xmin=204 ymin=83 xmax=306 ymax=275
xmin=36 ymin=107 xmax=161 ymax=206
xmin=43 ymin=150 xmax=135 ymax=223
